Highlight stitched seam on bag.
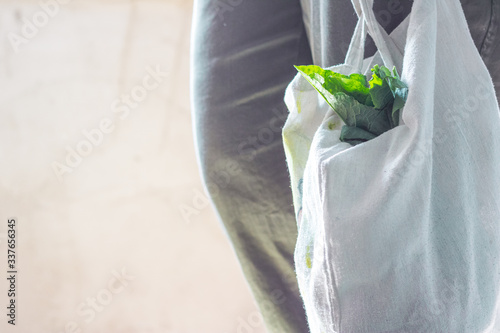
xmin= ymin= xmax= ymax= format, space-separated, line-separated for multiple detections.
xmin=319 ymin=160 xmax=341 ymax=332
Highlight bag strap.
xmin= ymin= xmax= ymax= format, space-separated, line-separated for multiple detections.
xmin=344 ymin=10 xmax=367 ymax=72
xmin=346 ymin=0 xmax=407 ymax=73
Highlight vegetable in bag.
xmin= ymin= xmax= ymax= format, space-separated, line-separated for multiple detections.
xmin=295 ymin=64 xmax=408 ymax=146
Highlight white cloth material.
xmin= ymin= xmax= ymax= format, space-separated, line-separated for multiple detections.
xmin=282 ymin=0 xmax=500 ymax=331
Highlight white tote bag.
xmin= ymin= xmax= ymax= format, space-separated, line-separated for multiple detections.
xmin=283 ymin=0 xmax=500 ymax=331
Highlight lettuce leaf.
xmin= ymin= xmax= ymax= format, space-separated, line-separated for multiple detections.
xmin=294 ymin=65 xmax=373 ymax=107
xmin=330 ymin=93 xmax=391 ymax=136
xmin=340 ymin=125 xmax=377 ymax=145
xmin=295 ymin=63 xmax=408 ymax=146
xmin=369 ymin=64 xmax=409 ymax=128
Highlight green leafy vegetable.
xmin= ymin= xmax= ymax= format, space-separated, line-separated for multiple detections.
xmin=295 ymin=64 xmax=409 ymax=146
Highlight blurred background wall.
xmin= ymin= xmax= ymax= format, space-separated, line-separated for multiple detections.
xmin=0 ymin=0 xmax=268 ymax=332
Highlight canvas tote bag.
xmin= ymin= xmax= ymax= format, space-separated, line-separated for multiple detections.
xmin=282 ymin=0 xmax=500 ymax=331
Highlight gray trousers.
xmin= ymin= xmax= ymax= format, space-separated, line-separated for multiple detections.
xmin=190 ymin=1 xmax=500 ymax=332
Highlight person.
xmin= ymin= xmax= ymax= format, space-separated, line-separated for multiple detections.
xmin=190 ymin=1 xmax=500 ymax=332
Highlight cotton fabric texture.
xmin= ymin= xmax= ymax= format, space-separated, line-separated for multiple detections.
xmin=283 ymin=0 xmax=500 ymax=331
xmin=190 ymin=0 xmax=500 ymax=332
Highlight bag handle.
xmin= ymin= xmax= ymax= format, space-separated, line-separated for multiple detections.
xmin=344 ymin=10 xmax=367 ymax=72
xmin=345 ymin=0 xmax=404 ymax=73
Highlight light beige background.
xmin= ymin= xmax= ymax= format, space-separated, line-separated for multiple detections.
xmin=0 ymin=0 xmax=268 ymax=332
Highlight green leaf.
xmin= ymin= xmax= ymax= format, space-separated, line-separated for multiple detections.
xmin=369 ymin=74 xmax=394 ymax=110
xmin=387 ymin=76 xmax=409 ymax=124
xmin=294 ymin=63 xmax=409 ymax=146
xmin=295 ymin=65 xmax=373 ymax=107
xmin=392 ymin=66 xmax=401 ymax=80
xmin=340 ymin=125 xmax=377 ymax=146
xmin=368 ymin=65 xmax=394 ymax=110
xmin=331 ymin=93 xmax=391 ymax=136
xmin=369 ymin=65 xmax=408 ymax=126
